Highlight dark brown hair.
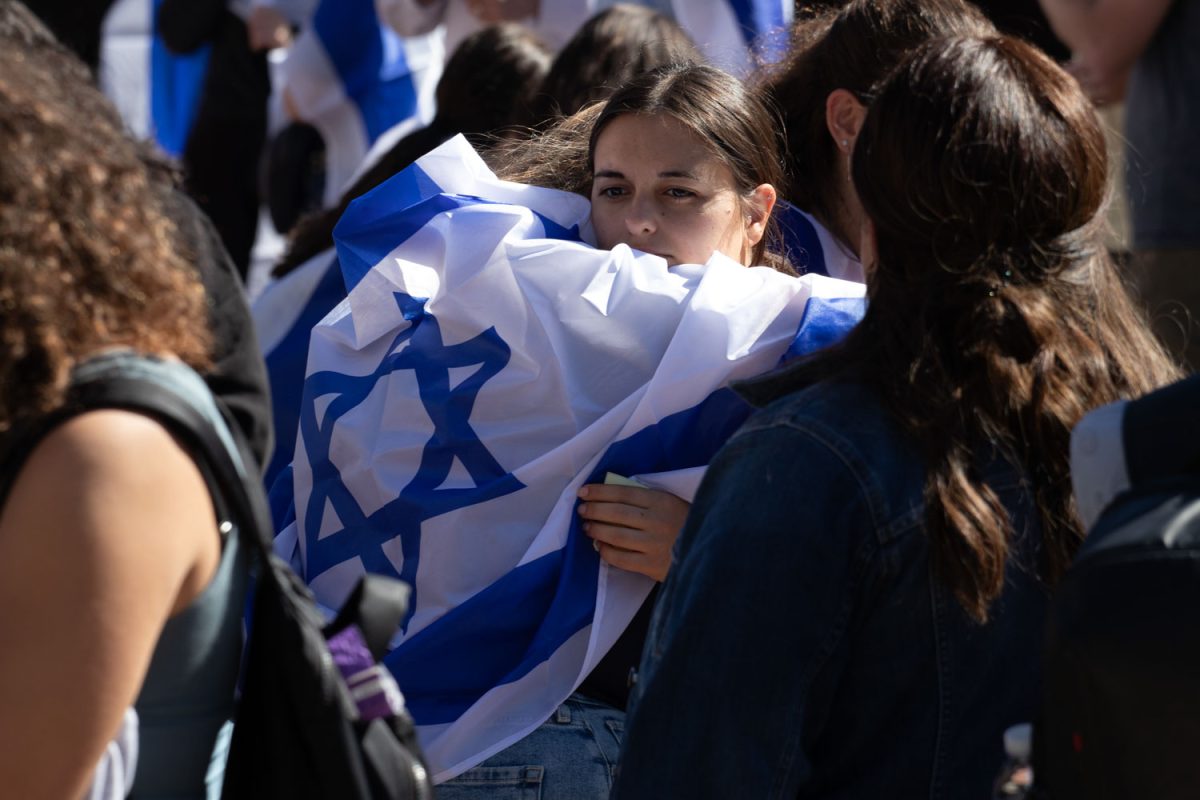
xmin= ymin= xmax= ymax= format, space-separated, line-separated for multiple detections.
xmin=0 ymin=34 xmax=212 ymax=433
xmin=759 ymin=0 xmax=993 ymax=244
xmin=588 ymin=63 xmax=787 ymax=268
xmin=527 ymin=4 xmax=701 ymax=125
xmin=275 ymin=23 xmax=551 ymax=276
xmin=799 ymin=34 xmax=1180 ymax=622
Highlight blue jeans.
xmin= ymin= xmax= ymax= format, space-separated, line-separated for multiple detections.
xmin=435 ymin=693 xmax=625 ymax=799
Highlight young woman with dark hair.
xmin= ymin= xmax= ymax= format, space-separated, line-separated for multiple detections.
xmin=437 ymin=62 xmax=790 ymax=800
xmin=614 ymin=33 xmax=1180 ymax=799
xmin=586 ymin=62 xmax=783 ymax=273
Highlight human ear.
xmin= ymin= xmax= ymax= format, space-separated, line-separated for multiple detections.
xmin=743 ymin=183 xmax=777 ymax=246
xmin=825 ymin=88 xmax=867 ymax=154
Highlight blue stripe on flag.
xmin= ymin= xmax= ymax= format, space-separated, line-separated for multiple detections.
xmin=387 ymin=386 xmax=753 ymax=724
xmin=263 ymin=256 xmax=347 ymax=489
xmin=782 ymin=296 xmax=865 ymax=363
xmin=335 ymin=168 xmax=583 ymax=291
xmin=312 ymin=0 xmax=418 ymax=144
xmin=150 ymin=0 xmax=210 ymax=158
xmin=775 ymin=201 xmax=827 ymax=276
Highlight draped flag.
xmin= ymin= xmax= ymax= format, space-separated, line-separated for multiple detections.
xmin=269 ymin=136 xmax=864 ymax=781
xmin=281 ymin=0 xmax=441 ymax=203
xmin=253 ymin=249 xmax=344 ymax=489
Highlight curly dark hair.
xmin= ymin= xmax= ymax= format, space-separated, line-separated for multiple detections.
xmin=0 ymin=35 xmax=212 ymax=433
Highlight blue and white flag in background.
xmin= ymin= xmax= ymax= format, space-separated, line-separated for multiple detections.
xmin=269 ymin=136 xmax=864 ymax=782
xmin=96 ymin=0 xmax=209 ymax=154
xmin=670 ymin=0 xmax=793 ymax=76
xmin=281 ymin=0 xmax=442 ymax=204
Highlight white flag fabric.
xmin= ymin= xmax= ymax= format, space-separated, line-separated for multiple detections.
xmin=269 ymin=136 xmax=864 ymax=782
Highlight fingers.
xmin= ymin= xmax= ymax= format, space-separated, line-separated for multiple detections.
xmin=592 ymin=537 xmax=669 ymax=583
xmin=584 ymin=520 xmax=653 ymax=553
xmin=577 ymin=482 xmax=655 ymax=507
xmin=578 ymin=484 xmax=689 ymax=524
xmin=576 ymin=484 xmax=688 ymax=582
xmin=578 ymin=497 xmax=652 ymax=530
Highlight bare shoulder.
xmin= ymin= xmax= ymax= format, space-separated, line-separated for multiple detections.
xmin=1 ymin=408 xmax=219 ymax=610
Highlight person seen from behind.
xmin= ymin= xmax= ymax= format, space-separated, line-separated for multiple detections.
xmin=0 ymin=33 xmax=253 ymax=799
xmin=613 ymin=32 xmax=1180 ymax=799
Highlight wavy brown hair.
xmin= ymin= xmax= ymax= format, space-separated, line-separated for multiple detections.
xmin=0 ymin=39 xmax=212 ymax=434
xmin=758 ymin=0 xmax=993 ymax=244
xmin=801 ymin=35 xmax=1180 ymax=622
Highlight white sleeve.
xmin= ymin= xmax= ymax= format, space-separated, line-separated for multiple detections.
xmin=82 ymin=708 xmax=139 ymax=800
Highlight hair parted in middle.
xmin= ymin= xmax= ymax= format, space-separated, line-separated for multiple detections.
xmin=587 ymin=62 xmax=787 ymax=269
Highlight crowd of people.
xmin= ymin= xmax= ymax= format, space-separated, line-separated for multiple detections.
xmin=1 ymin=0 xmax=1197 ymax=797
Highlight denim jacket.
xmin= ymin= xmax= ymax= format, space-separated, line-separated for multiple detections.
xmin=613 ymin=371 xmax=1048 ymax=799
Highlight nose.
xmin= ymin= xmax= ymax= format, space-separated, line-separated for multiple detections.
xmin=624 ymin=197 xmax=656 ymax=238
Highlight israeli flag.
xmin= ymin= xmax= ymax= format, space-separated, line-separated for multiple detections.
xmin=269 ymin=136 xmax=863 ymax=781
xmin=280 ymin=0 xmax=442 ymax=204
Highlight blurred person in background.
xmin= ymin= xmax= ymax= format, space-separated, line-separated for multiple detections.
xmin=1039 ymin=0 xmax=1200 ymax=370
xmin=523 ymin=3 xmax=701 ymax=127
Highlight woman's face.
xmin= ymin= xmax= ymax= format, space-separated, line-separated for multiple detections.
xmin=590 ymin=112 xmax=769 ymax=267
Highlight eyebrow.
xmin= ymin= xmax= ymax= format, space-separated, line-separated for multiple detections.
xmin=592 ymin=169 xmax=700 ymax=179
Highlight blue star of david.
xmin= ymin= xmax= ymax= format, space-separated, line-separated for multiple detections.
xmin=297 ymin=292 xmax=524 ymax=629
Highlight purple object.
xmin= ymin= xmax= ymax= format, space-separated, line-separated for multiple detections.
xmin=327 ymin=624 xmax=407 ymax=721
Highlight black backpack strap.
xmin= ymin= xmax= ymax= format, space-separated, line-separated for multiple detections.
xmin=0 ymin=374 xmax=278 ymax=575
xmin=326 ymin=575 xmax=412 ymax=661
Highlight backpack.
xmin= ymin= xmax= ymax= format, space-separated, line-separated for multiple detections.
xmin=1036 ymin=378 xmax=1200 ymax=799
xmin=0 ymin=355 xmax=433 ymax=800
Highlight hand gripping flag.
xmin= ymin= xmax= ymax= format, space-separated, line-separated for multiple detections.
xmin=270 ymin=136 xmax=864 ymax=782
